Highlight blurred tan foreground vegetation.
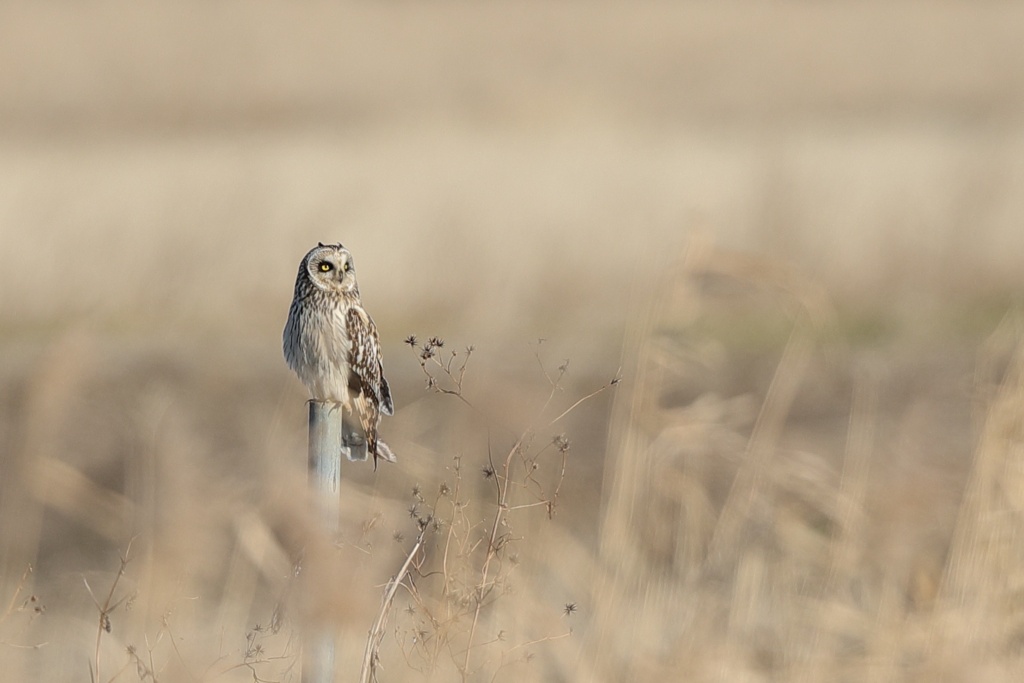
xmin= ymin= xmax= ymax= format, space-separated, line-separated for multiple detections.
xmin=3 ymin=1 xmax=1024 ymax=681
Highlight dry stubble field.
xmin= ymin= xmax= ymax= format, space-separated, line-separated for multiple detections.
xmin=3 ymin=2 xmax=1024 ymax=681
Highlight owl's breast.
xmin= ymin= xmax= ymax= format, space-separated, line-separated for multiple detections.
xmin=289 ymin=301 xmax=354 ymax=403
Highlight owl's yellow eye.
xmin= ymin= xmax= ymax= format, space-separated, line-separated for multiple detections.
xmin=343 ymin=262 xmax=351 ymax=272
xmin=319 ymin=262 xmax=332 ymax=272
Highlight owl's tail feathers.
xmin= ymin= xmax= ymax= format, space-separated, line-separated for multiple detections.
xmin=341 ymin=419 xmax=369 ymax=461
xmin=373 ymin=440 xmax=398 ymax=471
xmin=344 ymin=444 xmax=368 ymax=464
xmin=340 ymin=419 xmax=396 ymax=468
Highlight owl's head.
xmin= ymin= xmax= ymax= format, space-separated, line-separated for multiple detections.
xmin=300 ymin=242 xmax=359 ymax=295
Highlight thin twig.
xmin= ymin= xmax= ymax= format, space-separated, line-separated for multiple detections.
xmin=360 ymin=528 xmax=427 ymax=683
xmin=548 ymin=378 xmax=618 ymax=427
xmin=1 ymin=565 xmax=33 ymax=622
xmin=462 ymin=438 xmax=520 ymax=680
xmin=86 ymin=537 xmax=138 ymax=683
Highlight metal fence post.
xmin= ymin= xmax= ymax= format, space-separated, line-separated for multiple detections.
xmin=303 ymin=401 xmax=343 ymax=683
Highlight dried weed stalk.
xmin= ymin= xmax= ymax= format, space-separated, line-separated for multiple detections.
xmin=79 ymin=536 xmax=298 ymax=683
xmin=358 ymin=336 xmax=616 ymax=682
xmin=85 ymin=538 xmax=138 ymax=683
xmin=0 ymin=564 xmax=46 ymax=650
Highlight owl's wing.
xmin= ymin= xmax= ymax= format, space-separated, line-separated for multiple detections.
xmin=379 ymin=371 xmax=394 ymax=416
xmin=345 ymin=305 xmax=391 ymax=413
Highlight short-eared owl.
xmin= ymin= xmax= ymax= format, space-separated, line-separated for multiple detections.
xmin=284 ymin=243 xmax=395 ymax=468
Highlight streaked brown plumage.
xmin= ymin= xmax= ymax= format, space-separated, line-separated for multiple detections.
xmin=283 ymin=242 xmax=395 ymax=468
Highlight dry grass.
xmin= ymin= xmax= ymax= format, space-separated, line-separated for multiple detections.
xmin=586 ymin=242 xmax=1024 ymax=682
xmin=4 ymin=1 xmax=1024 ymax=681
xmin=4 ymin=239 xmax=1024 ymax=681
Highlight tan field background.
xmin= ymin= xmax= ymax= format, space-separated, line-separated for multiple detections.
xmin=3 ymin=1 xmax=1024 ymax=681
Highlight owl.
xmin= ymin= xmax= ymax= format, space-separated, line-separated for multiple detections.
xmin=283 ymin=242 xmax=395 ymax=468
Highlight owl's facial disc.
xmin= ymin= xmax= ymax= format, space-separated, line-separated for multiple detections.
xmin=307 ymin=246 xmax=355 ymax=291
